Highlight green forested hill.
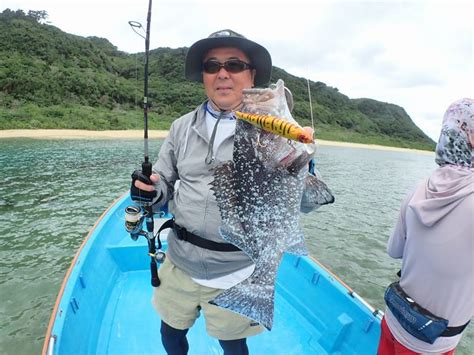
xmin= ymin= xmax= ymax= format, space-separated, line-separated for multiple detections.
xmin=0 ymin=9 xmax=435 ymax=150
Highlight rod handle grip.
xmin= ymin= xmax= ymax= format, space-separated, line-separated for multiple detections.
xmin=151 ymin=261 xmax=160 ymax=287
xmin=142 ymin=160 xmax=152 ymax=178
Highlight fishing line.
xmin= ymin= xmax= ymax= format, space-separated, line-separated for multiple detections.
xmin=306 ymin=78 xmax=315 ymax=132
xmin=128 ymin=21 xmax=143 ymax=107
xmin=128 ymin=21 xmax=146 ymax=40
xmin=134 ymin=52 xmax=139 ymax=106
xmin=306 ymin=75 xmax=318 ymax=176
xmin=366 ymin=279 xmax=386 ymax=289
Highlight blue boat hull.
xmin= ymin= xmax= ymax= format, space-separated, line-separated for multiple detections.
xmin=44 ymin=194 xmax=382 ymax=354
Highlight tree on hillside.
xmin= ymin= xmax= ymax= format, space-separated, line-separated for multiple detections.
xmin=0 ymin=8 xmax=49 ymax=23
xmin=0 ymin=14 xmax=435 ymax=149
xmin=0 ymin=8 xmax=26 ymax=19
xmin=27 ymin=10 xmax=48 ymax=23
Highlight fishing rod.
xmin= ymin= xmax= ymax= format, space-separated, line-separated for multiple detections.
xmin=126 ymin=0 xmax=164 ymax=288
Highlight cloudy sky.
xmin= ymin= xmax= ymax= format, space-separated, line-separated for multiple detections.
xmin=3 ymin=0 xmax=473 ymax=141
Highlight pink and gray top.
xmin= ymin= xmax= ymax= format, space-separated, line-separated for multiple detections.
xmin=385 ymin=98 xmax=473 ymax=353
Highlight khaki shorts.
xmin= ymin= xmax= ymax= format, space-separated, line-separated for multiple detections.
xmin=151 ymin=257 xmax=264 ymax=340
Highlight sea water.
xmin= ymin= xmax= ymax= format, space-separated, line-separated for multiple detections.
xmin=0 ymin=139 xmax=472 ymax=354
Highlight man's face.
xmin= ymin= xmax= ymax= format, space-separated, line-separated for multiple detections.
xmin=202 ymin=47 xmax=256 ymax=111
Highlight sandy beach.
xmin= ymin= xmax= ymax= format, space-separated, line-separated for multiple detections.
xmin=0 ymin=129 xmax=434 ymax=155
xmin=0 ymin=129 xmax=169 ymax=140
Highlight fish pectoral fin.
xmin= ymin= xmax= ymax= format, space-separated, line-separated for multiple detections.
xmin=302 ymin=174 xmax=335 ymax=208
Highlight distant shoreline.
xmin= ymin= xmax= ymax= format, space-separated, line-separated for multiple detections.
xmin=0 ymin=129 xmax=434 ymax=155
xmin=0 ymin=129 xmax=169 ymax=139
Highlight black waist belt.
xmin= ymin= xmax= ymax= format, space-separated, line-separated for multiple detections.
xmin=442 ymin=322 xmax=470 ymax=337
xmin=158 ymin=219 xmax=241 ymax=252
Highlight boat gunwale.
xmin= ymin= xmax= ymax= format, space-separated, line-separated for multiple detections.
xmin=309 ymin=255 xmax=383 ymax=318
xmin=41 ymin=193 xmax=128 ymax=355
xmin=42 ymin=194 xmax=382 ymax=354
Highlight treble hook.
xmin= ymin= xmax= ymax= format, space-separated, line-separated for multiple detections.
xmin=256 ymin=132 xmax=267 ymax=148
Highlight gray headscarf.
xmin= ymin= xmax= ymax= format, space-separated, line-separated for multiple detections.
xmin=435 ymin=98 xmax=474 ymax=168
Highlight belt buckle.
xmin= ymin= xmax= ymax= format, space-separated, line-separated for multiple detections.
xmin=174 ymin=224 xmax=188 ymax=242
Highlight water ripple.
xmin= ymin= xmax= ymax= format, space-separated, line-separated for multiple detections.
xmin=1 ymin=140 xmax=471 ymax=354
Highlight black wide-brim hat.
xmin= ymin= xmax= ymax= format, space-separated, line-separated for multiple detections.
xmin=185 ymin=29 xmax=272 ymax=87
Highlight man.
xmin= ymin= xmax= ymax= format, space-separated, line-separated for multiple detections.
xmin=133 ymin=29 xmax=272 ymax=355
xmin=378 ymin=98 xmax=473 ymax=354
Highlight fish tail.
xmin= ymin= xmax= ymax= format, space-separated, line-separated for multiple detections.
xmin=210 ymin=278 xmax=275 ymax=330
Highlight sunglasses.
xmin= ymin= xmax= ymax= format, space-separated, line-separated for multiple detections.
xmin=202 ymin=59 xmax=254 ymax=74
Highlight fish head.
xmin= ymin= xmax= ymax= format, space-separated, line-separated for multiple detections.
xmin=242 ymin=79 xmax=293 ymax=118
xmin=239 ymin=79 xmax=315 ymax=172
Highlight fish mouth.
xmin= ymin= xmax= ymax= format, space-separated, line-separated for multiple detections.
xmin=279 ymin=148 xmax=297 ymax=166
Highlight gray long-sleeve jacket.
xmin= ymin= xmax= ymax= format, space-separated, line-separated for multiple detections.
xmin=153 ymin=101 xmax=318 ymax=280
xmin=153 ymin=102 xmax=254 ymax=279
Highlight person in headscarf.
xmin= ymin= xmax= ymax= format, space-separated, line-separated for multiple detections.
xmin=378 ymin=98 xmax=473 ymax=355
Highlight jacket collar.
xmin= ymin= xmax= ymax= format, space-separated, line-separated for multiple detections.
xmin=192 ymin=101 xmax=210 ymax=143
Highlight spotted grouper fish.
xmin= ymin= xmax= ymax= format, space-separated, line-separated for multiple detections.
xmin=209 ymin=79 xmax=334 ymax=330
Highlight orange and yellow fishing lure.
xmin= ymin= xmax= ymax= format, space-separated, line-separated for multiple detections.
xmin=235 ymin=111 xmax=314 ymax=144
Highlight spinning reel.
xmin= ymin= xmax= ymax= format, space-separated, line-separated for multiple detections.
xmin=124 ymin=204 xmax=166 ymax=265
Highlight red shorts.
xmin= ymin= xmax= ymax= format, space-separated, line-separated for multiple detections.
xmin=378 ymin=316 xmax=456 ymax=355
